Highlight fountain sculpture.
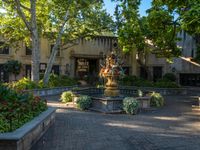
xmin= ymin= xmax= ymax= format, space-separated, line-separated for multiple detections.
xmin=99 ymin=51 xmax=124 ymax=97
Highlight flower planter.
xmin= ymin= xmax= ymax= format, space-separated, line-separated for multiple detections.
xmin=0 ymin=107 xmax=56 ymax=150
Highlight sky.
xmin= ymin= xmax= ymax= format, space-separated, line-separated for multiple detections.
xmin=103 ymin=0 xmax=152 ymax=17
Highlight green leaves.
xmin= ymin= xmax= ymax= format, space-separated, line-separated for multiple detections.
xmin=115 ymin=0 xmax=144 ymax=53
xmin=0 ymin=0 xmax=113 ymax=47
xmin=4 ymin=60 xmax=22 ymax=76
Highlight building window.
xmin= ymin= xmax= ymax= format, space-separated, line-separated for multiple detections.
xmin=140 ymin=67 xmax=148 ymax=79
xmin=40 ymin=63 xmax=47 ymax=73
xmin=0 ymin=64 xmax=9 ymax=82
xmin=0 ymin=42 xmax=9 ymax=54
xmin=153 ymin=66 xmax=162 ymax=82
xmin=51 ymin=65 xmax=60 ymax=75
xmin=50 ymin=44 xmax=60 ymax=56
xmin=25 ymin=65 xmax=31 ymax=79
xmin=25 ymin=46 xmax=32 ymax=55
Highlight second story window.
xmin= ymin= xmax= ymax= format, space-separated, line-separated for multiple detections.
xmin=0 ymin=42 xmax=9 ymax=54
xmin=50 ymin=44 xmax=60 ymax=56
xmin=26 ymin=46 xmax=32 ymax=55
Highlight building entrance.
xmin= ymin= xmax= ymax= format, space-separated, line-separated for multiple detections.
xmin=75 ymin=58 xmax=99 ymax=82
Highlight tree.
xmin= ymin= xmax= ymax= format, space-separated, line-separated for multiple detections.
xmin=42 ymin=0 xmax=114 ymax=84
xmin=151 ymin=0 xmax=200 ymax=61
xmin=0 ymin=0 xmax=47 ymax=82
xmin=146 ymin=3 xmax=181 ymax=59
xmin=0 ymin=0 xmax=113 ymax=84
xmin=113 ymin=0 xmax=152 ymax=78
xmin=112 ymin=0 xmax=183 ymax=79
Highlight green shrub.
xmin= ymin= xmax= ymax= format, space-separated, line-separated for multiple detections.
xmin=123 ymin=97 xmax=139 ymax=115
xmin=134 ymin=78 xmax=154 ymax=87
xmin=150 ymin=92 xmax=164 ymax=107
xmin=76 ymin=95 xmax=92 ymax=110
xmin=119 ymin=76 xmax=154 ymax=87
xmin=6 ymin=77 xmax=43 ymax=91
xmin=0 ymin=84 xmax=47 ymax=133
xmin=48 ymin=74 xmax=77 ymax=87
xmin=60 ymin=91 xmax=73 ymax=103
xmin=154 ymin=80 xmax=179 ymax=88
xmin=119 ymin=75 xmax=137 ymax=86
xmin=119 ymin=75 xmax=179 ymax=88
xmin=6 ymin=74 xmax=77 ymax=91
xmin=163 ymin=73 xmax=176 ymax=82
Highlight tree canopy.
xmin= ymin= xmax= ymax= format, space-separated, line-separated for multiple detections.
xmin=0 ymin=0 xmax=114 ymax=83
xmin=113 ymin=0 xmax=200 ymax=60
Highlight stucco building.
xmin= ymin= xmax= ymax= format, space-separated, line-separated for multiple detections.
xmin=0 ymin=36 xmax=132 ymax=82
xmin=0 ymin=31 xmax=200 ymax=86
xmin=132 ymin=30 xmax=200 ymax=86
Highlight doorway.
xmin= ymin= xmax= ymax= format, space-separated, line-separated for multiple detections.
xmin=153 ymin=66 xmax=162 ymax=82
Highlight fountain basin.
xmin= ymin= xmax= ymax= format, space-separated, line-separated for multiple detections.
xmin=72 ymin=87 xmax=151 ymax=113
xmin=90 ymin=95 xmax=124 ymax=113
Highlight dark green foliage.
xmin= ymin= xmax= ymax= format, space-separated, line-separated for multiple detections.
xmin=123 ymin=97 xmax=139 ymax=115
xmin=150 ymin=92 xmax=164 ymax=107
xmin=154 ymin=80 xmax=179 ymax=88
xmin=119 ymin=75 xmax=137 ymax=86
xmin=119 ymin=75 xmax=179 ymax=88
xmin=163 ymin=73 xmax=176 ymax=82
xmin=47 ymin=74 xmax=78 ymax=87
xmin=119 ymin=76 xmax=153 ymax=87
xmin=76 ymin=95 xmax=92 ymax=110
xmin=4 ymin=60 xmax=22 ymax=78
xmin=6 ymin=74 xmax=78 ymax=91
xmin=0 ymin=84 xmax=47 ymax=133
xmin=6 ymin=77 xmax=45 ymax=91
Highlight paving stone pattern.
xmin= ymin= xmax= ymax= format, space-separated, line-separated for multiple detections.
xmin=32 ymin=95 xmax=200 ymax=150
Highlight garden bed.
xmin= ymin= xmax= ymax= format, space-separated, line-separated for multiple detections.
xmin=0 ymin=107 xmax=56 ymax=150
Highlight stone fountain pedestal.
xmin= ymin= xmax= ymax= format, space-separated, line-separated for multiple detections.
xmin=90 ymin=96 xmax=124 ymax=113
xmin=90 ymin=75 xmax=124 ymax=113
xmin=104 ymin=75 xmax=120 ymax=97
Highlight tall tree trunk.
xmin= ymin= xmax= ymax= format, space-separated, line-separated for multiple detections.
xmin=30 ymin=0 xmax=40 ymax=82
xmin=14 ymin=0 xmax=40 ymax=82
xmin=43 ymin=11 xmax=69 ymax=85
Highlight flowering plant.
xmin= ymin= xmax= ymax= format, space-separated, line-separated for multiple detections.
xmin=0 ymin=85 xmax=47 ymax=132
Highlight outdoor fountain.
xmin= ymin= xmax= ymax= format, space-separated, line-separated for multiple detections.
xmin=89 ymin=51 xmax=126 ymax=113
xmin=73 ymin=50 xmax=151 ymax=113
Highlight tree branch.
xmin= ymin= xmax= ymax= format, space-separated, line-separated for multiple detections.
xmin=14 ymin=0 xmax=32 ymax=32
xmin=61 ymin=42 xmax=79 ymax=50
xmin=20 ymin=3 xmax=30 ymax=11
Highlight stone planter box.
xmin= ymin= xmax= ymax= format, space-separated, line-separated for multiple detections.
xmin=0 ymin=107 xmax=56 ymax=150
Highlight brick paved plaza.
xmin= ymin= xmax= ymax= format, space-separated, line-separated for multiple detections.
xmin=32 ymin=95 xmax=200 ymax=150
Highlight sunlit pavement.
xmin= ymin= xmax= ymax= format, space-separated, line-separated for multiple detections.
xmin=32 ymin=95 xmax=200 ymax=150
